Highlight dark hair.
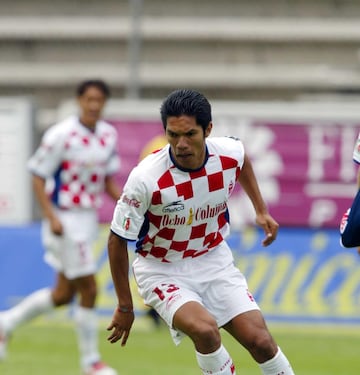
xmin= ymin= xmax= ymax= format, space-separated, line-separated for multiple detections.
xmin=160 ymin=89 xmax=212 ymax=132
xmin=76 ymin=79 xmax=111 ymax=98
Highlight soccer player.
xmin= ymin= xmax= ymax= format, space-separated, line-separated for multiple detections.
xmin=106 ymin=89 xmax=296 ymax=374
xmin=0 ymin=79 xmax=120 ymax=375
xmin=340 ymin=132 xmax=360 ymax=249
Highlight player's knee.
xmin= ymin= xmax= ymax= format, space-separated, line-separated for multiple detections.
xmin=248 ymin=333 xmax=278 ymax=363
xmin=188 ymin=318 xmax=221 ymax=350
xmin=52 ymin=290 xmax=75 ymax=306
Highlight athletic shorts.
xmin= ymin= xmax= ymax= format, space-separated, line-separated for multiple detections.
xmin=41 ymin=208 xmax=98 ymax=279
xmin=132 ymin=241 xmax=260 ymax=345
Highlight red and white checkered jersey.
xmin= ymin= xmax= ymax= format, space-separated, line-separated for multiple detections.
xmin=111 ymin=136 xmax=244 ymax=263
xmin=28 ymin=115 xmax=120 ymax=209
xmin=353 ymin=132 xmax=360 ymax=164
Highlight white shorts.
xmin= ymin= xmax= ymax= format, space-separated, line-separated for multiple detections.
xmin=132 ymin=242 xmax=260 ymax=345
xmin=42 ymin=208 xmax=98 ymax=279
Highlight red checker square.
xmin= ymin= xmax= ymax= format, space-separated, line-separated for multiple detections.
xmin=189 ymin=168 xmax=207 ymax=179
xmin=192 ymin=249 xmax=209 ymax=258
xmin=204 ymin=232 xmax=223 ymax=249
xmin=147 ymin=211 xmax=162 ymax=229
xmin=183 ymin=249 xmax=197 ymax=258
xmin=62 ymin=160 xmax=71 ymax=170
xmin=220 ymin=155 xmax=238 ymax=170
xmin=143 ymin=234 xmax=154 ymax=245
xmin=176 ymin=180 xmax=193 ymax=199
xmin=170 ymin=240 xmax=189 ymax=252
xmin=150 ymin=246 xmax=168 ymax=259
xmin=151 ymin=190 xmax=162 ymax=205
xmin=218 ymin=212 xmax=228 ymax=229
xmin=157 ymin=227 xmax=176 ymax=240
xmin=208 ymin=172 xmax=224 ymax=192
xmin=158 ymin=171 xmax=175 ymax=189
xmin=190 ymin=223 xmax=207 ymax=239
xmin=137 ymin=249 xmax=148 ymax=258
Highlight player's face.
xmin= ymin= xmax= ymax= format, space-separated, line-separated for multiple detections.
xmin=166 ymin=115 xmax=212 ymax=170
xmin=78 ymin=86 xmax=107 ymax=128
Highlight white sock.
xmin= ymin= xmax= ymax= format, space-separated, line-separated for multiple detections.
xmin=1 ymin=288 xmax=53 ymax=334
xmin=196 ymin=344 xmax=236 ymax=374
xmin=74 ymin=306 xmax=100 ymax=369
xmin=259 ymin=347 xmax=295 ymax=375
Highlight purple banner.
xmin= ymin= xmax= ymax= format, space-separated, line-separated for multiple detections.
xmin=99 ymin=118 xmax=359 ymax=228
xmin=259 ymin=122 xmax=359 ymax=228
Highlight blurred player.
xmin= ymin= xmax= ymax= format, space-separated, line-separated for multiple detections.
xmin=340 ymin=131 xmax=360 ymax=249
xmin=0 ymin=79 xmax=120 ymax=375
xmin=106 ymin=89 xmax=296 ymax=374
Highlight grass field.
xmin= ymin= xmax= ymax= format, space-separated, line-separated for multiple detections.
xmin=0 ymin=315 xmax=359 ymax=375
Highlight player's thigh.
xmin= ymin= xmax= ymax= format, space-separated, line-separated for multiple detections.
xmin=173 ymin=300 xmax=218 ymax=335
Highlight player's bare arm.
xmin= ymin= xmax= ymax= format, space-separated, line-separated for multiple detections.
xmin=32 ymin=174 xmax=63 ymax=235
xmin=237 ymin=154 xmax=279 ymax=246
xmin=104 ymin=175 xmax=122 ymax=201
xmin=107 ymin=232 xmax=134 ymax=346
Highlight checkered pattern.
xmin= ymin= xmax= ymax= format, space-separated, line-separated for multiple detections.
xmin=111 ymin=136 xmax=244 ymax=263
xmin=353 ymin=132 xmax=360 ymax=164
xmin=28 ymin=115 xmax=120 ymax=209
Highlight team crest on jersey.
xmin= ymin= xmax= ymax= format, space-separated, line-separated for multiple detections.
xmin=122 ymin=217 xmax=131 ymax=231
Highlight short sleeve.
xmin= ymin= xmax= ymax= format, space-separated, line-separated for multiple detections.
xmin=27 ymin=126 xmax=65 ymax=178
xmin=110 ymin=166 xmax=150 ymax=240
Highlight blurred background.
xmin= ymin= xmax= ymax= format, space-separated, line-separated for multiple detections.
xmin=1 ymin=0 xmax=360 ymax=328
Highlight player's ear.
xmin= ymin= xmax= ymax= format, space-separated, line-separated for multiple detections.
xmin=205 ymin=122 xmax=212 ymax=138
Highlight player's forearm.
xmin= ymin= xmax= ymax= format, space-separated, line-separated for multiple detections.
xmin=108 ymin=232 xmax=133 ymax=310
xmin=32 ymin=174 xmax=57 ymax=221
xmin=357 ymin=167 xmax=360 ymax=189
xmin=237 ymin=154 xmax=268 ymax=215
xmin=105 ymin=175 xmax=122 ymax=201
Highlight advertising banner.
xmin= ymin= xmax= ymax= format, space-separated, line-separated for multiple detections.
xmin=1 ymin=224 xmax=359 ymax=324
xmin=99 ymin=115 xmax=359 ymax=229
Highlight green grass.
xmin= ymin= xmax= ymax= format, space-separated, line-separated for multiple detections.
xmin=1 ymin=316 xmax=360 ymax=374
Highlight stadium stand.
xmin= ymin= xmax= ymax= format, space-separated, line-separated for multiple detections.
xmin=2 ymin=0 xmax=360 ymax=128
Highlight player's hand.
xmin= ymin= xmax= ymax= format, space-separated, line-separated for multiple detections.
xmin=357 ymin=247 xmax=360 ymax=256
xmin=256 ymin=213 xmax=279 ymax=247
xmin=107 ymin=307 xmax=135 ymax=346
xmin=50 ymin=216 xmax=63 ymax=236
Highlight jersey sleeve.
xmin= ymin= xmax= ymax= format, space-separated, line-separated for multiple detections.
xmin=110 ymin=166 xmax=150 ymax=240
xmin=27 ymin=125 xmax=65 ymax=178
xmin=222 ymin=136 xmax=245 ymax=168
xmin=353 ymin=132 xmax=360 ymax=164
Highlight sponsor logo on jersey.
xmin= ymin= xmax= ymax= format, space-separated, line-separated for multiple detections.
xmin=162 ymin=200 xmax=185 ymax=213
xmin=122 ymin=194 xmax=141 ymax=208
xmin=160 ymin=201 xmax=227 ymax=227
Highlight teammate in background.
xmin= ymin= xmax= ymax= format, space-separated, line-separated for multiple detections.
xmin=0 ymin=80 xmax=120 ymax=375
xmin=106 ymin=89 xmax=296 ymax=374
xmin=340 ymin=132 xmax=360 ymax=250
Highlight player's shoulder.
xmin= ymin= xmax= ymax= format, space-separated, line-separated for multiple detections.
xmin=132 ymin=145 xmax=170 ymax=179
xmin=207 ymin=136 xmax=244 ymax=153
xmin=42 ymin=115 xmax=76 ymax=140
xmin=139 ymin=145 xmax=169 ymax=168
xmin=96 ymin=119 xmax=117 ymax=134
